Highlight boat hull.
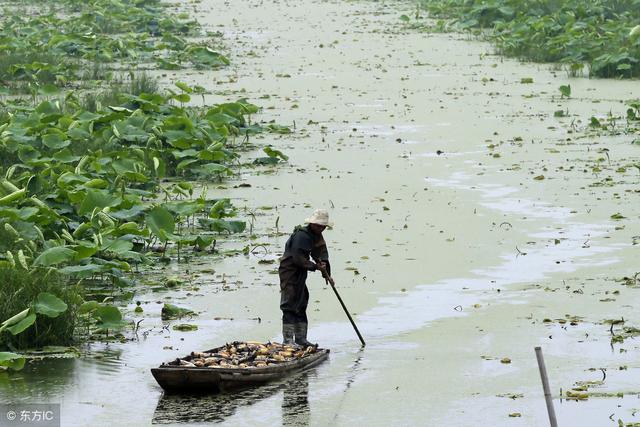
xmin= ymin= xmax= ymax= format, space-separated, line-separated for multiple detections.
xmin=151 ymin=348 xmax=329 ymax=392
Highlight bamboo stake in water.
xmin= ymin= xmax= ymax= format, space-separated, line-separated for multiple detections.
xmin=535 ymin=346 xmax=558 ymax=427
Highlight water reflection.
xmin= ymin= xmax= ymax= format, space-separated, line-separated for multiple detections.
xmin=0 ymin=358 xmax=75 ymax=403
xmin=330 ymin=348 xmax=365 ymax=424
xmin=152 ymin=371 xmax=311 ymax=425
xmin=282 ymin=374 xmax=309 ymax=426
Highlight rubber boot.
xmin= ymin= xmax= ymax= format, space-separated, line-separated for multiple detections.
xmin=282 ymin=323 xmax=295 ymax=345
xmin=294 ymin=322 xmax=315 ymax=347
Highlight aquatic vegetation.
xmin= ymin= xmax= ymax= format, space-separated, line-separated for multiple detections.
xmin=161 ymin=303 xmax=196 ymax=320
xmin=0 ymin=268 xmax=80 ymax=351
xmin=418 ymin=0 xmax=640 ymax=78
xmin=0 ymin=0 xmax=291 ymax=354
xmin=0 ymin=0 xmax=225 ymax=92
xmin=0 ymin=91 xmax=276 ymax=283
xmin=77 ymin=300 xmax=128 ymax=336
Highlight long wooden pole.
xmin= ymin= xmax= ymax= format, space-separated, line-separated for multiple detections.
xmin=535 ymin=346 xmax=558 ymax=427
xmin=320 ymin=267 xmax=366 ymax=347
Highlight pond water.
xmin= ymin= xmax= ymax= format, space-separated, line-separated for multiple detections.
xmin=2 ymin=0 xmax=640 ymax=426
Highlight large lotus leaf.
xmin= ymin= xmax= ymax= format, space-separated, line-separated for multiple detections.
xmin=209 ymin=199 xmax=233 ymax=219
xmin=194 ymin=235 xmax=215 ymax=250
xmin=118 ymin=251 xmax=145 ymax=263
xmin=197 ymin=150 xmax=227 ymax=162
xmin=263 ymin=146 xmax=289 ymax=161
xmin=165 ymin=136 xmax=195 ymax=149
xmin=120 ymin=171 xmax=149 ymax=183
xmin=1 ymin=308 xmax=31 ymax=330
xmin=74 ymin=243 xmax=98 ymax=260
xmin=207 ymin=103 xmax=245 ymax=121
xmin=5 ymin=221 xmax=40 ymax=242
xmin=0 ymin=352 xmax=26 ymax=371
xmin=35 ymin=292 xmax=68 ymax=318
xmin=59 ymin=264 xmax=103 ymax=277
xmin=216 ymin=103 xmax=244 ymax=119
xmin=188 ymin=46 xmax=229 ymax=69
xmin=163 ymin=114 xmax=195 ymax=131
xmin=193 ymin=163 xmax=232 ymax=177
xmin=101 ymin=238 xmax=134 ymax=255
xmin=110 ymin=158 xmax=145 ymax=175
xmin=204 ymin=112 xmax=239 ymax=126
xmin=176 ymin=158 xmax=200 ymax=172
xmin=78 ymin=301 xmax=100 ymax=314
xmin=57 ymin=172 xmax=89 ymax=189
xmin=172 ymin=149 xmax=199 ymax=159
xmin=112 ymin=121 xmax=149 ymax=142
xmin=0 ymin=208 xmax=20 ymax=221
xmin=171 ymin=93 xmax=191 ymax=103
xmin=165 ymin=200 xmax=204 ymax=217
xmin=18 ymin=146 xmax=40 ymax=164
xmin=161 ymin=303 xmax=195 ymax=320
xmin=53 ymin=149 xmax=82 ymax=163
xmin=83 ymin=179 xmax=109 ymax=189
xmin=95 ymin=305 xmax=127 ymax=330
xmin=67 ymin=126 xmax=91 ymax=141
xmin=18 ymin=208 xmax=39 ymax=221
xmin=35 ymin=100 xmax=62 ymax=115
xmin=78 ymin=189 xmax=122 ymax=216
xmin=161 ymin=124 xmax=191 ymax=137
xmin=42 ymin=132 xmax=70 ymax=150
xmin=146 ymin=206 xmax=175 ymax=241
xmin=110 ymin=205 xmax=146 ymax=221
xmin=175 ymin=81 xmax=193 ymax=93
xmin=0 ymin=208 xmax=40 ymax=223
xmin=33 ymin=246 xmax=77 ymax=266
xmin=75 ymin=111 xmax=101 ymax=122
xmin=115 ymin=222 xmax=147 ymax=236
xmin=96 ymin=305 xmax=121 ymax=322
xmin=6 ymin=312 xmax=36 ymax=335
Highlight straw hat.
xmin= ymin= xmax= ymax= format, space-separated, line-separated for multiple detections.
xmin=304 ymin=209 xmax=333 ymax=227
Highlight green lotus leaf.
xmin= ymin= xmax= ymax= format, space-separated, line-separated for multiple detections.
xmin=33 ymin=246 xmax=77 ymax=266
xmin=6 ymin=312 xmax=35 ymax=335
xmin=78 ymin=189 xmax=122 ymax=216
xmin=146 ymin=206 xmax=175 ymax=242
xmin=0 ymin=352 xmax=26 ymax=371
xmin=35 ymin=292 xmax=68 ymax=318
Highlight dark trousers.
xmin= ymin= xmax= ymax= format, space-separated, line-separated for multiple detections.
xmin=280 ymin=282 xmax=309 ymax=324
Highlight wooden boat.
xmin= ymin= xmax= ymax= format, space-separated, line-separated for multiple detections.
xmin=151 ymin=344 xmax=329 ymax=393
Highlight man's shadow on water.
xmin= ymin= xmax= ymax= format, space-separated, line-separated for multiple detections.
xmin=151 ymin=371 xmax=311 ymax=426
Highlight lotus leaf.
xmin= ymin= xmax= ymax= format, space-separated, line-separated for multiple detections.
xmin=34 ymin=292 xmax=68 ymax=318
xmin=0 ymin=352 xmax=26 ymax=371
xmin=33 ymin=247 xmax=77 ymax=266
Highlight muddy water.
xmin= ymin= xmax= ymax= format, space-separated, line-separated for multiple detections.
xmin=2 ymin=0 xmax=640 ymax=426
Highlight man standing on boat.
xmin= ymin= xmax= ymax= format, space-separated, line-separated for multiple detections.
xmin=279 ymin=209 xmax=332 ymax=347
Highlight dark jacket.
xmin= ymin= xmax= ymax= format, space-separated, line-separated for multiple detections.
xmin=279 ymin=226 xmax=330 ymax=317
xmin=279 ymin=226 xmax=330 ymax=284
